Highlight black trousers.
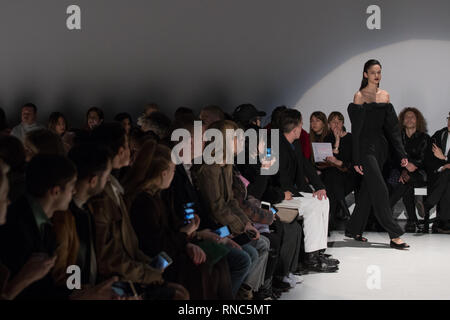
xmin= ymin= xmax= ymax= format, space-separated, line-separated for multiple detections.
xmin=425 ymin=169 xmax=450 ymax=221
xmin=322 ymin=167 xmax=355 ymax=227
xmin=275 ymin=219 xmax=302 ymax=277
xmin=346 ymin=154 xmax=404 ymax=239
xmin=389 ymin=171 xmax=426 ymax=223
xmin=262 ymin=220 xmax=283 ymax=281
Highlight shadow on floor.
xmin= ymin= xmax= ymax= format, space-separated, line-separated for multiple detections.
xmin=328 ymin=239 xmax=391 ymax=249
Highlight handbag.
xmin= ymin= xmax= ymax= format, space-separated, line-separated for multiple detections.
xmin=274 ymin=207 xmax=299 ymax=224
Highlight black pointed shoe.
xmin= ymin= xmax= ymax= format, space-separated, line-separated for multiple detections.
xmin=390 ymin=240 xmax=410 ymax=250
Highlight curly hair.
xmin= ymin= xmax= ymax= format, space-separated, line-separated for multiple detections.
xmin=398 ymin=107 xmax=427 ymax=133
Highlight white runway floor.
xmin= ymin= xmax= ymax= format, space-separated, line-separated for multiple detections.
xmin=280 ymin=231 xmax=450 ymax=300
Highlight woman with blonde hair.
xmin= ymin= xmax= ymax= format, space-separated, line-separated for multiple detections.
xmin=123 ymin=140 xmax=233 ymax=299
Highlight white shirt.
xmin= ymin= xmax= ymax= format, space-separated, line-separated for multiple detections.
xmin=10 ymin=122 xmax=44 ymax=142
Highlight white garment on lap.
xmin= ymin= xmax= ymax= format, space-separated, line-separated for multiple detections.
xmin=278 ymin=192 xmax=329 ymax=253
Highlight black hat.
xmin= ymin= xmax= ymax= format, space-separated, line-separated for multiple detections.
xmin=232 ymin=104 xmax=266 ymax=124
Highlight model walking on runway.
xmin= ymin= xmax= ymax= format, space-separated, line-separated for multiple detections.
xmin=345 ymin=59 xmax=410 ymax=250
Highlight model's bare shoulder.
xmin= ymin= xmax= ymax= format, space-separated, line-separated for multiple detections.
xmin=353 ymin=91 xmax=364 ymax=104
xmin=378 ymin=89 xmax=390 ymax=103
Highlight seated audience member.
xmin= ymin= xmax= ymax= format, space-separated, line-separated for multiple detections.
xmin=388 ymin=108 xmax=430 ymax=233
xmin=0 ymin=155 xmax=77 ymax=299
xmin=86 ymin=107 xmax=104 ymax=131
xmin=199 ymin=105 xmax=225 ymax=127
xmin=309 ymin=111 xmax=331 ymax=166
xmin=166 ymin=121 xmax=253 ymax=299
xmin=89 ymin=123 xmax=188 ymax=300
xmin=52 ymin=144 xmax=117 ymax=295
xmin=48 ymin=112 xmax=68 ymax=137
xmin=123 ymin=140 xmax=233 ymax=300
xmin=232 ymin=104 xmax=266 ymax=130
xmin=232 ymin=165 xmax=291 ymax=300
xmin=232 ymin=105 xmax=300 ymax=296
xmin=0 ymin=107 xmax=9 ymax=135
xmin=47 ymin=112 xmax=72 ymax=152
xmin=266 ymin=106 xmax=312 ymax=160
xmin=138 ymin=111 xmax=171 ymax=142
xmin=10 ymin=103 xmax=45 ymax=142
xmin=114 ymin=113 xmax=133 ymax=136
xmin=136 ymin=103 xmax=159 ymax=129
xmin=269 ymin=109 xmax=339 ymax=272
xmin=0 ymin=135 xmax=27 ymax=203
xmin=23 ymin=129 xmax=66 ymax=162
xmin=128 ymin=127 xmax=159 ymax=165
xmin=234 ymin=120 xmax=301 ymax=294
xmin=191 ymin=120 xmax=270 ymax=300
xmin=424 ymin=112 xmax=450 ymax=233
xmin=321 ymin=112 xmax=356 ymax=227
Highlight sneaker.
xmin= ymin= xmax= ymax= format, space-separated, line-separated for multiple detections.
xmin=287 ymin=273 xmax=304 ymax=284
xmin=282 ymin=276 xmax=296 ymax=288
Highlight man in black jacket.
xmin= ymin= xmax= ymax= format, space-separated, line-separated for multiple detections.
xmin=268 ymin=109 xmax=338 ymax=272
xmin=0 ymin=154 xmax=77 ymax=299
xmin=425 ymin=112 xmax=450 ymax=233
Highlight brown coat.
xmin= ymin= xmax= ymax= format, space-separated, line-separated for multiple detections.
xmin=51 ymin=210 xmax=79 ymax=287
xmin=191 ymin=164 xmax=250 ymax=235
xmin=87 ymin=176 xmax=163 ymax=285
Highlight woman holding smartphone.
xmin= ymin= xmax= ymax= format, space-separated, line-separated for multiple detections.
xmin=345 ymin=59 xmax=410 ymax=249
xmin=123 ymin=140 xmax=233 ymax=300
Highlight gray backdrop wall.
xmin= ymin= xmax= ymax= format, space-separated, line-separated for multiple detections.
xmin=1 ymin=0 xmax=449 ymax=132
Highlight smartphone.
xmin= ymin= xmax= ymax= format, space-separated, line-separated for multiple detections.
xmin=270 ymin=207 xmax=279 ymax=215
xmin=112 ymin=281 xmax=138 ymax=298
xmin=266 ymin=147 xmax=271 ymax=158
xmin=183 ymin=202 xmax=195 ymax=223
xmin=151 ymin=251 xmax=173 ymax=270
xmin=214 ymin=226 xmax=231 ymax=238
xmin=261 ymin=201 xmax=270 ymax=210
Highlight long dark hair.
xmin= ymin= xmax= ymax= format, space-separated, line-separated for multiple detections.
xmin=360 ymin=59 xmax=382 ymax=90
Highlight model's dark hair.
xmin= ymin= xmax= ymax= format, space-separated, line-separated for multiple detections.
xmin=360 ymin=59 xmax=382 ymax=91
xmin=398 ymin=107 xmax=428 ymax=133
xmin=26 ymin=154 xmax=77 ymax=197
xmin=68 ymin=143 xmax=111 ymax=181
xmin=280 ymin=109 xmax=302 ymax=134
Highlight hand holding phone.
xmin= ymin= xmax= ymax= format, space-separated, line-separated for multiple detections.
xmin=150 ymin=251 xmax=173 ymax=271
xmin=112 ymin=281 xmax=138 ymax=298
xmin=214 ymin=226 xmax=231 ymax=238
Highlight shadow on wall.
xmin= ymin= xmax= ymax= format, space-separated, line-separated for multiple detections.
xmin=1 ymin=0 xmax=450 ymax=127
